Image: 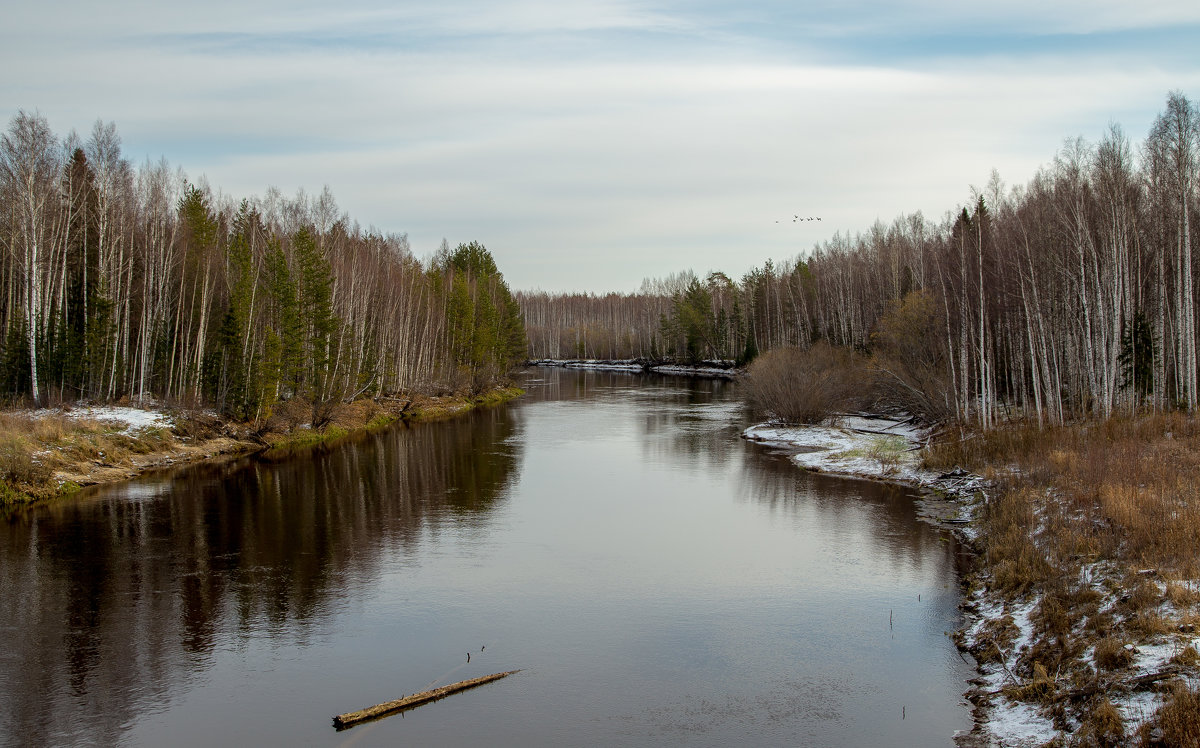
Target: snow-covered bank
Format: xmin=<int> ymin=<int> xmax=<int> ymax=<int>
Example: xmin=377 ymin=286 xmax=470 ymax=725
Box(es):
xmin=650 ymin=363 xmax=739 ymax=378
xmin=742 ymin=415 xmax=1009 ymax=744
xmin=745 ymin=415 xmax=1200 ymax=745
xmin=529 ymin=359 xmax=739 ymax=379
xmin=742 ymin=415 xmax=986 ymax=534
xmin=744 ymin=415 xmax=928 ymax=481
xmin=958 ymin=564 xmax=1200 ymax=746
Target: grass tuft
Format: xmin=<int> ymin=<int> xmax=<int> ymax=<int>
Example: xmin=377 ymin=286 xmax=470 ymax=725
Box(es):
xmin=1072 ymin=698 xmax=1125 ymax=747
xmin=1093 ymin=637 xmax=1134 ymax=671
xmin=1139 ymin=683 xmax=1200 ymax=747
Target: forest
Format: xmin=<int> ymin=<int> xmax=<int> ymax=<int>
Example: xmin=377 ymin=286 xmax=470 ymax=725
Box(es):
xmin=520 ymin=91 xmax=1199 ymax=426
xmin=4 ymin=91 xmax=1197 ymax=431
xmin=0 ymin=113 xmax=527 ymax=423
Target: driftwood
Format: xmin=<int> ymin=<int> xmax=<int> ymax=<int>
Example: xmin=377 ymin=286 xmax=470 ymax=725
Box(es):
xmin=332 ymin=670 xmax=521 ymax=729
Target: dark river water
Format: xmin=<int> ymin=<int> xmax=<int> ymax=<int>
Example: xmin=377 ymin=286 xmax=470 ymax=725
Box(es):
xmin=1 ymin=369 xmax=973 ymax=746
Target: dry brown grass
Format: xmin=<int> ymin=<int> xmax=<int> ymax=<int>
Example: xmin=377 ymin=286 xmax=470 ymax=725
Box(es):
xmin=935 ymin=413 xmax=1200 ymax=584
xmin=1002 ymin=661 xmax=1058 ymax=703
xmin=1165 ymin=582 xmax=1200 ymax=609
xmin=1072 ymin=698 xmax=1125 ymax=747
xmin=0 ymin=411 xmax=178 ymax=506
xmin=1093 ymin=637 xmax=1135 ymax=671
xmin=970 ymin=614 xmax=1020 ymax=665
xmin=1126 ymin=611 xmax=1174 ymax=639
xmin=944 ymin=412 xmax=1200 ymax=731
xmin=1169 ymin=644 xmax=1199 ymax=668
xmin=1138 ymin=682 xmax=1200 ymax=747
xmin=983 ymin=485 xmax=1056 ymax=596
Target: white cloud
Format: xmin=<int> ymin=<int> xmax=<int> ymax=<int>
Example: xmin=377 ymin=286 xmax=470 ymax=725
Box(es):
xmin=2 ymin=1 xmax=1197 ymax=291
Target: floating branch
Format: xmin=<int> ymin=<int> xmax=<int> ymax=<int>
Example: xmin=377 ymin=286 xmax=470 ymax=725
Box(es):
xmin=332 ymin=670 xmax=521 ymax=730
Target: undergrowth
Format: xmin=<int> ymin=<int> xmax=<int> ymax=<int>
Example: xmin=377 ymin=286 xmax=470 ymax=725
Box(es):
xmin=946 ymin=412 xmax=1200 ymax=739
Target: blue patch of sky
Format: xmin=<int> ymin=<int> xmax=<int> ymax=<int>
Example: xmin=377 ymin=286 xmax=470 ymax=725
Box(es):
xmin=821 ymin=26 xmax=1199 ymax=66
xmin=139 ymin=15 xmax=1200 ymax=74
xmin=701 ymin=16 xmax=1200 ymax=67
xmin=139 ymin=25 xmax=719 ymax=63
xmin=119 ymin=134 xmax=346 ymax=165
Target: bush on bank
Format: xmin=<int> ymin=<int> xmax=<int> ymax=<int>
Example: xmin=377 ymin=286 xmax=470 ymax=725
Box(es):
xmin=743 ymin=342 xmax=871 ymax=424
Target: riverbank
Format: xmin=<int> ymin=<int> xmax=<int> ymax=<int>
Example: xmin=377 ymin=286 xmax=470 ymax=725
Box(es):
xmin=743 ymin=415 xmax=986 ymax=533
xmin=0 ymin=387 xmax=524 ymax=512
xmin=744 ymin=413 xmax=1200 ymax=746
xmin=530 ymin=358 xmax=739 ymax=379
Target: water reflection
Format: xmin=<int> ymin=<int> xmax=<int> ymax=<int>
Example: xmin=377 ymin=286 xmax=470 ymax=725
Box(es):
xmin=0 ymin=406 xmax=521 ymax=747
xmin=1 ymin=370 xmax=970 ymax=748
xmin=736 ymin=444 xmax=967 ymax=580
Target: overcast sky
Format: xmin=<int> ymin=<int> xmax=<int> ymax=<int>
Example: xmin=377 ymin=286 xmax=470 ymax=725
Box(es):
xmin=3 ymin=1 xmax=1199 ymax=292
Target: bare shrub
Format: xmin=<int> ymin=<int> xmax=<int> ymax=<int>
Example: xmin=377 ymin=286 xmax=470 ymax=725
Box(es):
xmin=264 ymin=397 xmax=312 ymax=433
xmin=743 ymin=342 xmax=869 ymax=424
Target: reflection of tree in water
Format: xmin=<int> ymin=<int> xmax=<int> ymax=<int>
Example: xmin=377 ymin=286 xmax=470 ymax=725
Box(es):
xmin=736 ymin=444 xmax=968 ymax=576
xmin=622 ymin=368 xmax=965 ymax=579
xmin=637 ymin=376 xmax=751 ymax=471
xmin=0 ymin=405 xmax=522 ymax=747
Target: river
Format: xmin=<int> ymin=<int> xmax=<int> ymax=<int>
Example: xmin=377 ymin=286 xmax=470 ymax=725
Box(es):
xmin=0 ymin=369 xmax=973 ymax=746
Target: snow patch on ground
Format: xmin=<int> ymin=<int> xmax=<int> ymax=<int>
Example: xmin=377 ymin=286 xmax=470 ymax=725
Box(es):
xmin=649 ymin=364 xmax=737 ymax=378
xmin=986 ymin=702 xmax=1060 ymax=747
xmin=541 ymin=359 xmax=645 ymax=372
xmin=530 ymin=359 xmax=739 ymax=378
xmin=32 ymin=405 xmax=173 ymax=434
xmin=962 ymin=596 xmax=1061 ymax=745
xmin=744 ymin=415 xmax=930 ymax=483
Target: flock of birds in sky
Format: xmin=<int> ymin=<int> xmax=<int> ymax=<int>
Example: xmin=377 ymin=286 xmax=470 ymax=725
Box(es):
xmin=777 ymin=215 xmax=821 ymax=223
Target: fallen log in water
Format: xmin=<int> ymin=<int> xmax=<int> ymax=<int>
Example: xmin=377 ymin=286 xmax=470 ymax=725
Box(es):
xmin=332 ymin=670 xmax=521 ymax=729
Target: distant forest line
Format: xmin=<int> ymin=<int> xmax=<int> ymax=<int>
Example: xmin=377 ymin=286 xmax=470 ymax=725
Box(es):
xmin=519 ymin=91 xmax=1200 ymax=426
xmin=0 ymin=113 xmax=525 ymax=422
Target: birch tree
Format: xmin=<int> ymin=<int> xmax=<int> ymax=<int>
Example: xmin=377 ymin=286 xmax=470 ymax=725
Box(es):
xmin=0 ymin=111 xmax=61 ymax=405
